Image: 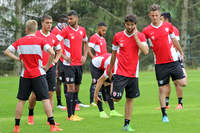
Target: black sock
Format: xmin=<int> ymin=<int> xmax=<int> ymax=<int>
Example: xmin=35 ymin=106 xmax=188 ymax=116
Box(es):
xmin=108 ymin=98 xmax=114 ymax=110
xmin=65 ymin=92 xmax=73 ymax=118
xmin=97 ymin=100 xmax=103 ymax=112
xmin=90 ymin=83 xmax=96 ymax=104
xmin=178 ymin=97 xmax=183 ymax=106
xmin=15 ymin=118 xmax=20 ymax=126
xmin=166 ymin=97 xmax=169 ymax=106
xmin=72 ymin=92 xmax=76 ymax=115
xmin=124 ymin=119 xmax=130 ymax=127
xmin=48 ymin=117 xmax=55 ymax=125
xmin=161 ymin=107 xmax=167 ymax=117
xmin=28 ymin=109 xmax=34 ymax=116
xmin=57 ymin=96 xmax=62 ymax=105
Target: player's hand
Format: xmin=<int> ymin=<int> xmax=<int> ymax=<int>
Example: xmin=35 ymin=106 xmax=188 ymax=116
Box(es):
xmin=94 ymin=94 xmax=102 ymax=104
xmin=19 ymin=59 xmax=25 ymax=69
xmin=181 ymin=54 xmax=185 ymax=62
xmin=133 ymin=28 xmax=139 ymax=40
xmin=81 ymin=56 xmax=86 ymax=65
xmin=64 ymin=56 xmax=71 ymax=63
xmin=42 ymin=65 xmax=49 ymax=72
xmin=53 ymin=59 xmax=58 ymax=64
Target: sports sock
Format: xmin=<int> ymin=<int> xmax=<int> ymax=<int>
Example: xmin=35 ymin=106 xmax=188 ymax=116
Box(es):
xmin=178 ymin=97 xmax=183 ymax=106
xmin=15 ymin=118 xmax=20 ymax=126
xmin=97 ymin=100 xmax=103 ymax=112
xmin=90 ymin=83 xmax=96 ymax=104
xmin=57 ymin=96 xmax=62 ymax=106
xmin=107 ymin=98 xmax=114 ymax=110
xmin=65 ymin=92 xmax=73 ymax=118
xmin=48 ymin=117 xmax=55 ymax=125
xmin=72 ymin=92 xmax=76 ymax=115
xmin=28 ymin=109 xmax=34 ymax=116
xmin=124 ymin=119 xmax=130 ymax=127
xmin=161 ymin=107 xmax=167 ymax=117
xmin=166 ymin=97 xmax=169 ymax=106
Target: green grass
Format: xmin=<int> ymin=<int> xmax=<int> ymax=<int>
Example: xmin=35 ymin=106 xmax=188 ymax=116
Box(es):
xmin=0 ymin=70 xmax=200 ymax=133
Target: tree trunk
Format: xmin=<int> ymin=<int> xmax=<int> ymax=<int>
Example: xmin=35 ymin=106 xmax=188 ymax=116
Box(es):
xmin=126 ymin=0 xmax=133 ymax=14
xmin=180 ymin=0 xmax=188 ymax=53
xmin=15 ymin=0 xmax=22 ymax=75
xmin=66 ymin=0 xmax=71 ymax=12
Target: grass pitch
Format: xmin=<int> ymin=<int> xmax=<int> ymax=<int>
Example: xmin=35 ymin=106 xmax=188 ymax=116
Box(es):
xmin=0 ymin=70 xmax=199 ymax=133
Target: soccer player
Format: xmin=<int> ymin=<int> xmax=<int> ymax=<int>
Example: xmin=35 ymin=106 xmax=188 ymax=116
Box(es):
xmin=28 ymin=15 xmax=62 ymax=125
xmin=51 ymin=14 xmax=68 ymax=109
xmin=56 ymin=10 xmax=89 ymax=121
xmin=142 ymin=4 xmax=187 ymax=122
xmin=88 ymin=22 xmax=108 ymax=106
xmin=161 ymin=12 xmax=187 ymax=109
xmin=90 ymin=53 xmax=122 ymax=118
xmin=107 ymin=14 xmax=149 ymax=131
xmin=4 ymin=20 xmax=62 ymax=132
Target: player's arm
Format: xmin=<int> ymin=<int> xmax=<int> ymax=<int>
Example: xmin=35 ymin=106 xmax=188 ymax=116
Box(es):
xmin=4 ymin=48 xmax=20 ymax=62
xmin=171 ymin=38 xmax=184 ymax=60
xmin=134 ymin=31 xmax=149 ymax=55
xmin=43 ymin=47 xmax=55 ymax=71
xmin=108 ymin=50 xmax=116 ymax=79
xmin=94 ymin=74 xmax=107 ymax=103
xmin=81 ymin=41 xmax=89 ymax=65
xmin=88 ymin=47 xmax=94 ymax=59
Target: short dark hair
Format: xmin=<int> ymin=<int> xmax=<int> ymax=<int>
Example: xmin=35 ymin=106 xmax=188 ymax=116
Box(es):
xmin=150 ymin=4 xmax=160 ymax=11
xmin=161 ymin=12 xmax=171 ymax=22
xmin=41 ymin=15 xmax=52 ymax=22
xmin=67 ymin=10 xmax=78 ymax=16
xmin=58 ymin=14 xmax=68 ymax=23
xmin=124 ymin=14 xmax=137 ymax=24
xmin=98 ymin=22 xmax=107 ymax=27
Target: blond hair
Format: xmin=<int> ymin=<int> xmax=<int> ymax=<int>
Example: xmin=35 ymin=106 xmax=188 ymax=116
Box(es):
xmin=26 ymin=20 xmax=38 ymax=33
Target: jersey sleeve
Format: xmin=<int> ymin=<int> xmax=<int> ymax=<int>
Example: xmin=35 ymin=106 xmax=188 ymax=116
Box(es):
xmin=88 ymin=35 xmax=96 ymax=48
xmin=53 ymin=36 xmax=61 ymax=50
xmin=112 ymin=34 xmax=119 ymax=51
xmin=41 ymin=39 xmax=51 ymax=52
xmin=8 ymin=40 xmax=19 ymax=53
xmin=169 ymin=23 xmax=175 ymax=39
xmin=56 ymin=28 xmax=68 ymax=42
xmin=138 ymin=33 xmax=148 ymax=46
xmin=82 ymin=28 xmax=88 ymax=42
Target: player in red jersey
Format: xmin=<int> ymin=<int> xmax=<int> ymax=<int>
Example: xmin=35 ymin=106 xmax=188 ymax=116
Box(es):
xmin=160 ymin=12 xmax=187 ymax=110
xmin=56 ymin=10 xmax=89 ymax=121
xmin=89 ymin=53 xmax=122 ymax=118
xmin=88 ymin=22 xmax=108 ymax=106
xmin=142 ymin=4 xmax=187 ymax=122
xmin=27 ymin=15 xmax=62 ymax=125
xmin=4 ymin=20 xmax=62 ymax=133
xmin=108 ymin=14 xmax=149 ymax=131
xmin=51 ymin=14 xmax=68 ymax=109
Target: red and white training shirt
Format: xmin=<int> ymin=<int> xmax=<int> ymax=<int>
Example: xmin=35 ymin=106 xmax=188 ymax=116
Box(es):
xmin=36 ymin=30 xmax=61 ymax=68
xmin=8 ymin=35 xmax=51 ymax=78
xmin=92 ymin=53 xmax=112 ymax=78
xmin=51 ymin=24 xmax=66 ymax=63
xmin=88 ymin=33 xmax=107 ymax=57
xmin=56 ymin=25 xmax=88 ymax=66
xmin=112 ymin=30 xmax=147 ymax=78
xmin=142 ymin=22 xmax=178 ymax=64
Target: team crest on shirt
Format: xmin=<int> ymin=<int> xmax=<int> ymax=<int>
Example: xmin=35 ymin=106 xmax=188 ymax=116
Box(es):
xmin=66 ymin=77 xmax=70 ymax=82
xmin=71 ymin=36 xmax=74 ymax=39
xmin=79 ymin=31 xmax=83 ymax=35
xmin=151 ymin=36 xmax=155 ymax=40
xmin=100 ymin=42 xmax=102 ymax=45
xmin=52 ymin=39 xmax=55 ymax=44
xmin=119 ymin=43 xmax=124 ymax=47
xmin=165 ymin=28 xmax=169 ymax=32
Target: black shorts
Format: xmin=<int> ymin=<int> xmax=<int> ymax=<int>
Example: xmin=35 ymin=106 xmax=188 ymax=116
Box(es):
xmin=17 ymin=75 xmax=49 ymax=101
xmin=178 ymin=59 xmax=185 ymax=68
xmin=46 ymin=65 xmax=56 ymax=91
xmin=155 ymin=61 xmax=185 ymax=86
xmin=112 ymin=75 xmax=140 ymax=99
xmin=90 ymin=62 xmax=104 ymax=84
xmin=57 ymin=60 xmax=65 ymax=82
xmin=64 ymin=65 xmax=82 ymax=85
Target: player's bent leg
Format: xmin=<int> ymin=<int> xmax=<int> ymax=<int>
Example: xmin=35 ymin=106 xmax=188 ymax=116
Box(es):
xmin=175 ymin=77 xmax=187 ymax=87
xmin=48 ymin=91 xmax=54 ymax=110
